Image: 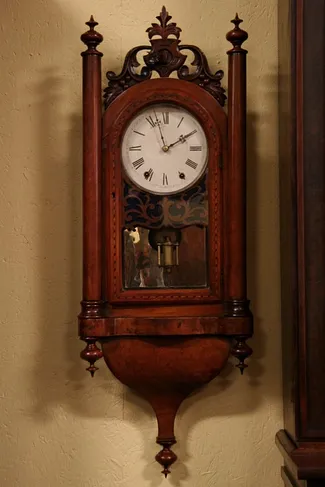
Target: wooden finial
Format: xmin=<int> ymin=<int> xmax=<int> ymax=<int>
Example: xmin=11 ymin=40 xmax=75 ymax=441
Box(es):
xmin=226 ymin=13 xmax=248 ymax=51
xmin=233 ymin=13 xmax=242 ymax=28
xmin=155 ymin=445 xmax=177 ymax=477
xmin=146 ymin=5 xmax=181 ymax=40
xmin=86 ymin=15 xmax=98 ymax=29
xmin=80 ymin=339 xmax=103 ymax=376
xmin=231 ymin=338 xmax=253 ymax=374
xmin=81 ymin=15 xmax=103 ymax=53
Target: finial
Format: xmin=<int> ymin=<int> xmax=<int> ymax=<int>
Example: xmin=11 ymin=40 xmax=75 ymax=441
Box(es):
xmin=80 ymin=339 xmax=103 ymax=376
xmin=226 ymin=13 xmax=248 ymax=51
xmin=158 ymin=6 xmax=170 ymax=27
xmin=86 ymin=15 xmax=98 ymax=30
xmin=146 ymin=5 xmax=182 ymax=40
xmin=231 ymin=338 xmax=252 ymax=374
xmin=232 ymin=13 xmax=242 ymax=28
xmin=155 ymin=446 xmax=177 ymax=477
xmin=81 ymin=15 xmax=103 ymax=53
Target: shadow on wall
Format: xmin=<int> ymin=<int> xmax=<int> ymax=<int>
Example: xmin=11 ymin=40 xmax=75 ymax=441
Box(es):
xmin=2 ymin=0 xmax=280 ymax=483
xmin=246 ymin=71 xmax=282 ymax=395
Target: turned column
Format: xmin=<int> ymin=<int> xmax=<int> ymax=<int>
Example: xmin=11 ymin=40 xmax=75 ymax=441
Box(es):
xmin=226 ymin=15 xmax=252 ymax=372
xmin=79 ymin=17 xmax=104 ymax=376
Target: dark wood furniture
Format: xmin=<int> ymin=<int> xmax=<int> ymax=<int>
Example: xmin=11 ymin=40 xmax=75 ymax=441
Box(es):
xmin=78 ymin=7 xmax=253 ymax=477
xmin=277 ymin=0 xmax=325 ymax=485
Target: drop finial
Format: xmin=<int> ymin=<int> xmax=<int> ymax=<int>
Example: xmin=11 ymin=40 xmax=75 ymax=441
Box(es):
xmin=80 ymin=339 xmax=103 ymax=376
xmin=231 ymin=338 xmax=253 ymax=374
xmin=155 ymin=446 xmax=177 ymax=477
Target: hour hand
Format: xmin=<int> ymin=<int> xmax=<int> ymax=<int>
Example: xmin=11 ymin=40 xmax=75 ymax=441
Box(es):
xmin=167 ymin=130 xmax=197 ymax=150
xmin=167 ymin=137 xmax=182 ymax=150
xmin=181 ymin=129 xmax=197 ymax=141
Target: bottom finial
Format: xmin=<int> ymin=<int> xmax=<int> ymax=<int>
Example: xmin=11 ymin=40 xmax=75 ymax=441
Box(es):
xmin=86 ymin=363 xmax=99 ymax=377
xmin=231 ymin=337 xmax=252 ymax=374
xmin=155 ymin=446 xmax=177 ymax=477
xmin=80 ymin=338 xmax=103 ymax=377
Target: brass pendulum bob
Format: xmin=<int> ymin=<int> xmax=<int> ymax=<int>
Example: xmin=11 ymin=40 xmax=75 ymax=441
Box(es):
xmin=157 ymin=236 xmax=179 ymax=272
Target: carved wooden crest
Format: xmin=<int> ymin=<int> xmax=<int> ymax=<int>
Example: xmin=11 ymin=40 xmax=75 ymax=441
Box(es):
xmin=104 ymin=6 xmax=226 ymax=108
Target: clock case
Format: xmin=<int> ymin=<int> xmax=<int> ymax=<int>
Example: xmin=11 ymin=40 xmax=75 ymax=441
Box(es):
xmin=79 ymin=7 xmax=253 ymax=476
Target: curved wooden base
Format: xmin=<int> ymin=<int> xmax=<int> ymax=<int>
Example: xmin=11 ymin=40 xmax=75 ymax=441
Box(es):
xmin=101 ymin=336 xmax=230 ymax=475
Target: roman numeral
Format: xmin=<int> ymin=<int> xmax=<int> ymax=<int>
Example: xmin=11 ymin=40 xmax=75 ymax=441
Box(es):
xmin=190 ymin=145 xmax=202 ymax=151
xmin=146 ymin=116 xmax=155 ymax=128
xmin=185 ymin=158 xmax=198 ymax=170
xmin=144 ymin=168 xmax=154 ymax=181
xmin=129 ymin=145 xmax=142 ymax=151
xmin=162 ymin=112 xmax=169 ymax=124
xmin=132 ymin=157 xmax=145 ymax=170
xmin=162 ymin=173 xmax=168 ymax=185
xmin=133 ymin=130 xmax=145 ymax=136
xmin=177 ymin=117 xmax=184 ymax=128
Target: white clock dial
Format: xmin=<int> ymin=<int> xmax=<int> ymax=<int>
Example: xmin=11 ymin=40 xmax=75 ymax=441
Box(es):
xmin=121 ymin=103 xmax=208 ymax=194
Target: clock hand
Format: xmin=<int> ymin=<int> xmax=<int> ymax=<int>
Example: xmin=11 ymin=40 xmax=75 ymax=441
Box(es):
xmin=167 ymin=137 xmax=182 ymax=149
xmin=182 ymin=129 xmax=197 ymax=140
xmin=167 ymin=129 xmax=197 ymax=149
xmin=153 ymin=110 xmax=168 ymax=151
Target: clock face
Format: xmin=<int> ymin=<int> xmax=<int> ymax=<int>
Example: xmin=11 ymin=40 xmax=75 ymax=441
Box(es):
xmin=121 ymin=103 xmax=208 ymax=194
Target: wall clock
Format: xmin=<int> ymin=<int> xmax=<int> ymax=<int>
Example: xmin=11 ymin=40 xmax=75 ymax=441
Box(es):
xmin=79 ymin=6 xmax=252 ymax=477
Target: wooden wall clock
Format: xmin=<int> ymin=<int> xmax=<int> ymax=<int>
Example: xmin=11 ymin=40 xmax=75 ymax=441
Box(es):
xmin=78 ymin=6 xmax=253 ymax=477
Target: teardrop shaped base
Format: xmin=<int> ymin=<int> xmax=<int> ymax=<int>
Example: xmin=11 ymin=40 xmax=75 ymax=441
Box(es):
xmin=101 ymin=336 xmax=230 ymax=474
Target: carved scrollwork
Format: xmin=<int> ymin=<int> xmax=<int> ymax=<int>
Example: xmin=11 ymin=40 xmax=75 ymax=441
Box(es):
xmin=104 ymin=46 xmax=152 ymax=108
xmin=123 ymin=176 xmax=208 ymax=230
xmin=178 ymin=46 xmax=226 ymax=107
xmin=104 ymin=6 xmax=226 ymax=108
xmin=162 ymin=181 xmax=208 ymax=228
xmin=124 ymin=185 xmax=164 ymax=229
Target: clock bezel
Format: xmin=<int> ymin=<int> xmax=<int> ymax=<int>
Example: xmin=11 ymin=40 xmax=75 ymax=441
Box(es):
xmin=103 ymin=77 xmax=227 ymax=305
xmin=120 ymin=101 xmax=209 ymax=196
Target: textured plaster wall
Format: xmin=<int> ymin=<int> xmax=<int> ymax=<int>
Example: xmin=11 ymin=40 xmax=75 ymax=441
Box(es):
xmin=0 ymin=0 xmax=282 ymax=486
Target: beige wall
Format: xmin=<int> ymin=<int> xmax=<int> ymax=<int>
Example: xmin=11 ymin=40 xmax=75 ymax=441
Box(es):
xmin=0 ymin=0 xmax=282 ymax=485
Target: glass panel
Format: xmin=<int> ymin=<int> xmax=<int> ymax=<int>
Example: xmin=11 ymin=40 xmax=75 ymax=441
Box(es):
xmin=122 ymin=174 xmax=210 ymax=289
xmin=123 ymin=225 xmax=208 ymax=288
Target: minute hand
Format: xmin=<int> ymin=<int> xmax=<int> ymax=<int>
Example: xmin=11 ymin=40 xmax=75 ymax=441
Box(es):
xmin=153 ymin=110 xmax=167 ymax=148
xmin=167 ymin=129 xmax=197 ymax=149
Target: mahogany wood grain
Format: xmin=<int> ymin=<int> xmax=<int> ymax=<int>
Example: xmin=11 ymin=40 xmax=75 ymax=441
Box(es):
xmin=79 ymin=9 xmax=252 ymax=475
xmin=79 ymin=315 xmax=252 ymax=338
xmin=278 ymin=0 xmax=325 ymax=484
xmin=102 ymin=77 xmax=226 ymax=305
xmin=80 ymin=18 xmax=103 ymax=302
xmin=226 ymin=16 xmax=248 ymax=301
xmin=102 ymin=336 xmax=230 ymax=473
xmin=276 ymin=431 xmax=325 ymax=482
